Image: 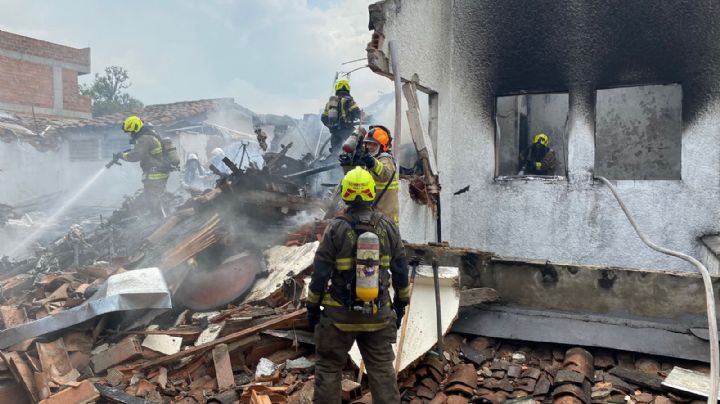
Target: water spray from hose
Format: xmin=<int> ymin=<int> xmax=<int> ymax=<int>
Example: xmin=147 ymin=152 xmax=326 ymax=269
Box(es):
xmin=7 ymin=167 xmax=108 ymax=258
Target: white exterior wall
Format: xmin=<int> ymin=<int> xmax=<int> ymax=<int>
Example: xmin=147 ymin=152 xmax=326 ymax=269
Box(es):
xmin=0 ymin=138 xmax=143 ymax=208
xmin=377 ymin=0 xmax=720 ymax=271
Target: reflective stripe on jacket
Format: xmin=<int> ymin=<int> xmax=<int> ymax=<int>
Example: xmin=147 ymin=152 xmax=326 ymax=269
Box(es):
xmin=371 ymin=153 xmax=399 ymax=225
xmin=308 ymin=206 xmax=407 ymax=331
xmin=121 ymin=127 xmax=168 ymax=175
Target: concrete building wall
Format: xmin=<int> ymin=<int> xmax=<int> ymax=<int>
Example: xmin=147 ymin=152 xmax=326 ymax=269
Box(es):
xmin=373 ymin=0 xmax=720 ymax=271
xmin=0 ymin=30 xmax=91 ymax=118
xmin=595 ymin=84 xmax=682 ymax=180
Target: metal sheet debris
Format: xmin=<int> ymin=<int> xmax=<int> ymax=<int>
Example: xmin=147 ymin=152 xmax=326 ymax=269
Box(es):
xmin=243 ymin=242 xmax=318 ymax=304
xmin=0 ymin=268 xmax=171 ymax=349
xmin=662 ymin=366 xmax=718 ymax=398
xmin=350 ymin=265 xmax=460 ymax=372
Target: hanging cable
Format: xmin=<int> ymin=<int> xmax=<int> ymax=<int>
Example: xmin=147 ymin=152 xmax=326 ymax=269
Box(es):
xmin=596 ymin=176 xmax=718 ymax=403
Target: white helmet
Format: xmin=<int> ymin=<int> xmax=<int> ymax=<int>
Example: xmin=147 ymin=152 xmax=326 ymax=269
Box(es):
xmin=187 ymin=153 xmax=198 ymax=161
xmin=211 ymin=148 xmax=225 ymax=158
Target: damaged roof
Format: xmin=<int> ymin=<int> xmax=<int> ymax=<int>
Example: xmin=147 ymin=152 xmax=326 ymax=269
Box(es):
xmin=0 ymin=98 xmax=254 ymax=150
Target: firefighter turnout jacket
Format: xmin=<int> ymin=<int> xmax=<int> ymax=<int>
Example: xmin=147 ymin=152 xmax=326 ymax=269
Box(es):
xmin=369 ymin=152 xmax=399 ymax=226
xmin=121 ymin=126 xmax=170 ymax=181
xmin=307 ymin=206 xmax=410 ymax=332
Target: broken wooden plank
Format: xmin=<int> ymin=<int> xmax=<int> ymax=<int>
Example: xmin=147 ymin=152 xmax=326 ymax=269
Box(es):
xmin=138 ymin=309 xmax=306 ymax=370
xmin=402 ymin=81 xmax=438 ymax=176
xmin=608 ymin=366 xmax=664 ymax=391
xmin=251 ymin=389 xmax=273 ymax=404
xmin=213 ymin=343 xmax=235 ymax=391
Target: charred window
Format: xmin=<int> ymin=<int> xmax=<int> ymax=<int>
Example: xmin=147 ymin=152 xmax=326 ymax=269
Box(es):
xmin=595 ymin=84 xmax=682 ymax=180
xmin=495 ymin=93 xmax=569 ymax=178
xmin=68 ymin=138 xmax=100 ymax=161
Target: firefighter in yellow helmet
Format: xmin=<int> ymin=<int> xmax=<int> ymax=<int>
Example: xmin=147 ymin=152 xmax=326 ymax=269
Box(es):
xmin=308 ymin=167 xmax=409 ymax=403
xmin=520 ymin=133 xmax=557 ymax=175
xmin=117 ymin=116 xmax=171 ymax=215
xmin=321 ymin=79 xmax=361 ymax=155
xmin=357 ymin=125 xmax=399 ymax=225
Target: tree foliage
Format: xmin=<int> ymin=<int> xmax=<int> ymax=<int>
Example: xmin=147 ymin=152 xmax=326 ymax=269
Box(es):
xmin=80 ymin=66 xmax=144 ymax=117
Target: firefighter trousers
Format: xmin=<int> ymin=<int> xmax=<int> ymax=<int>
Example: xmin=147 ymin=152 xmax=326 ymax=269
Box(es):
xmin=313 ymin=315 xmax=400 ymax=404
xmin=142 ymin=178 xmax=168 ymax=216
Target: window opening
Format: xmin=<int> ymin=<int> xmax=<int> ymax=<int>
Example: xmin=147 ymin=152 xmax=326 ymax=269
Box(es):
xmin=595 ymin=83 xmax=681 ymax=180
xmin=495 ymin=93 xmax=569 ymax=178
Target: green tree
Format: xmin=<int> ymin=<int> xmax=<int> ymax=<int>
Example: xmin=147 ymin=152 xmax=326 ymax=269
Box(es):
xmin=80 ymin=66 xmax=144 ymax=116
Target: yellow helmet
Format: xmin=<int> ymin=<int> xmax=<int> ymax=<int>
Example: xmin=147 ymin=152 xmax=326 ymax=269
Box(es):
xmin=335 ymin=79 xmax=351 ymax=92
xmin=341 ymin=167 xmax=376 ymax=203
xmin=123 ymin=116 xmax=144 ymax=133
xmin=533 ymin=133 xmax=549 ymax=146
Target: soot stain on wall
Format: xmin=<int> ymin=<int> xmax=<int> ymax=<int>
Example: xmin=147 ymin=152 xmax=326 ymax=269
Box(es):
xmin=455 ymin=0 xmax=720 ymax=125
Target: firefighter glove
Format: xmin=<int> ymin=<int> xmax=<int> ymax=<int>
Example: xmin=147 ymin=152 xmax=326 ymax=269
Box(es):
xmin=393 ymin=300 xmax=407 ymax=329
xmin=338 ymin=153 xmax=353 ymax=166
xmin=361 ymin=154 xmax=376 ymax=169
xmin=307 ymin=302 xmax=321 ymax=331
xmin=535 ymin=162 xmax=542 ymax=170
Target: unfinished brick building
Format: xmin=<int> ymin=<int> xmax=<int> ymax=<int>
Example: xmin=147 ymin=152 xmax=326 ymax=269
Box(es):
xmin=0 ymin=30 xmax=91 ymax=119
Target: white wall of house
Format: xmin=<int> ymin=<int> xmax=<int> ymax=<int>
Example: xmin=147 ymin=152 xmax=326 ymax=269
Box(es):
xmin=375 ymin=0 xmax=720 ymax=271
xmin=0 ymin=136 xmax=144 ymax=209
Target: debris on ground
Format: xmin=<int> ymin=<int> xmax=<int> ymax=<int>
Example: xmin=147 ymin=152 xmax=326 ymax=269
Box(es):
xmin=0 ymin=155 xmax=712 ymax=404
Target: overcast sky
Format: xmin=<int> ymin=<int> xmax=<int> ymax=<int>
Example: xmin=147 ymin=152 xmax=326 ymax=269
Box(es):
xmin=0 ymin=0 xmax=392 ymax=118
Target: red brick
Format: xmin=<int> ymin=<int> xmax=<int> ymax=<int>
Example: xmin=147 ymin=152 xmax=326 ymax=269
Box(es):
xmin=212 ymin=343 xmax=235 ymax=391
xmin=38 ymin=380 xmax=98 ymax=404
xmin=0 ymin=30 xmax=90 ymax=66
xmin=90 ymin=336 xmax=143 ymax=373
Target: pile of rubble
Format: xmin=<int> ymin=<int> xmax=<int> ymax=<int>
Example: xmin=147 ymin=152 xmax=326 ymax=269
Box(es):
xmin=398 ymin=333 xmax=709 ymax=404
xmin=0 ymin=154 xmax=714 ymax=403
xmin=0 ymin=261 xmax=323 ymax=403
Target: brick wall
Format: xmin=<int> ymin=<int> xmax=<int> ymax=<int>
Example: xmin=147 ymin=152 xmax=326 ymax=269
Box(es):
xmin=62 ymin=68 xmax=91 ymax=112
xmin=0 ymin=30 xmax=91 ymax=117
xmin=0 ymin=30 xmax=89 ymax=66
xmin=0 ymin=56 xmax=53 ymax=108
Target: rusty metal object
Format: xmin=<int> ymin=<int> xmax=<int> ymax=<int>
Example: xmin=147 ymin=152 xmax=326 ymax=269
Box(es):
xmin=176 ymin=251 xmax=262 ymax=310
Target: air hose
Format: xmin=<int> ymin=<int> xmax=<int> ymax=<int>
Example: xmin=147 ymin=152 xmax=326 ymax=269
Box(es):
xmin=596 ymin=176 xmax=718 ymax=403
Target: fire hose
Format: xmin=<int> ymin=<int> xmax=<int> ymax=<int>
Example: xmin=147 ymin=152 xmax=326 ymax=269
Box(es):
xmin=596 ymin=176 xmax=718 ymax=403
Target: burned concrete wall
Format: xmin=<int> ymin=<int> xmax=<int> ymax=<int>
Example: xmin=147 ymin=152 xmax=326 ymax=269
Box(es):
xmin=595 ymin=84 xmax=682 ymax=180
xmin=372 ymin=0 xmax=720 ymax=271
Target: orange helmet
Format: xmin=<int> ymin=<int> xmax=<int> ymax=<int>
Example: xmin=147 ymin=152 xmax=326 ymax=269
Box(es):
xmin=364 ymin=125 xmax=392 ymax=152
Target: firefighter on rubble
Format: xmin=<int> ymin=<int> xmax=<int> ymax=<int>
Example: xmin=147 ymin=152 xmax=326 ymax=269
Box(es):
xmin=321 ymin=79 xmax=361 ymax=155
xmin=117 ymin=116 xmax=174 ymax=215
xmin=356 ymin=125 xmax=400 ymax=226
xmin=519 ymin=133 xmax=557 ymax=175
xmin=307 ymin=167 xmax=410 ymax=404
